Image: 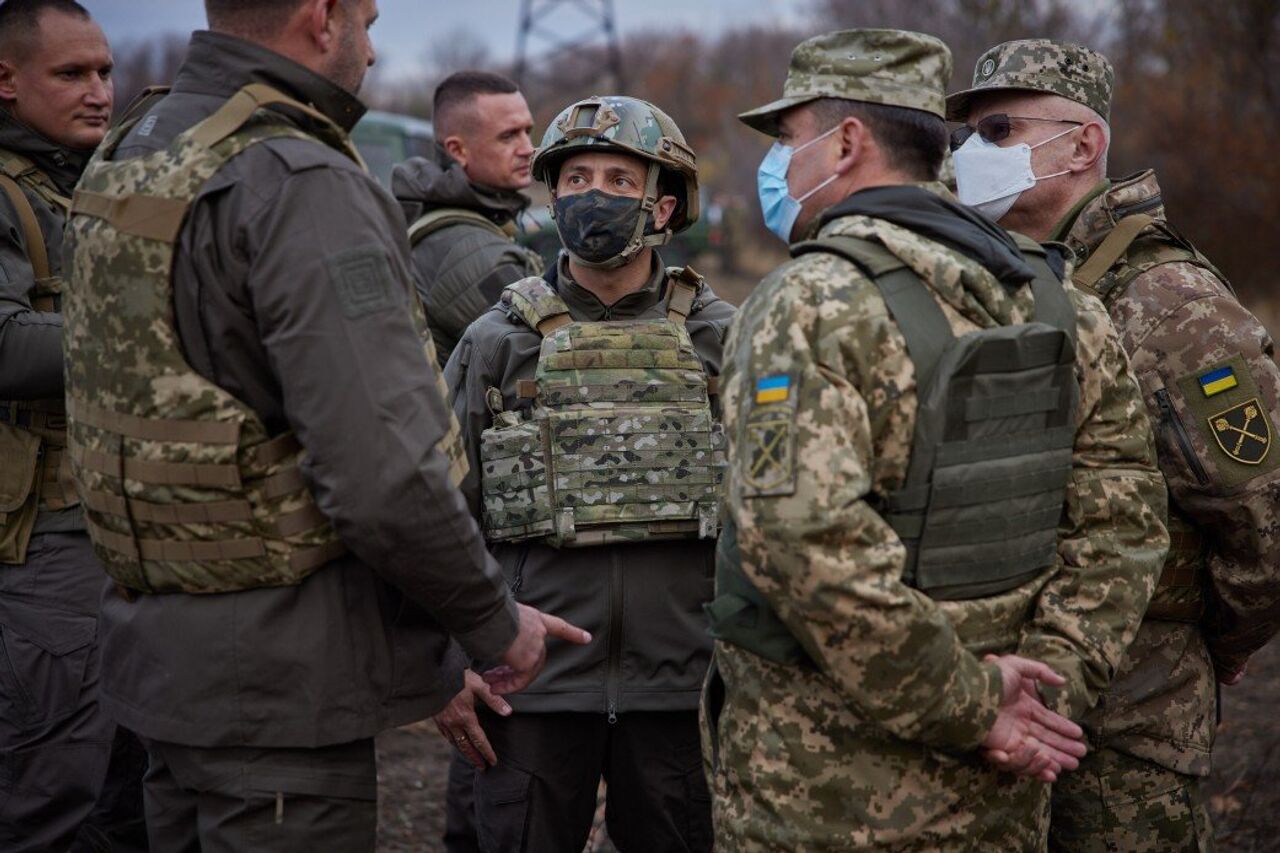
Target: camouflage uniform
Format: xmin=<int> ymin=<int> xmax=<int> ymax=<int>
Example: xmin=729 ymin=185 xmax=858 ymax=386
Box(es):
xmin=705 ymin=30 xmax=1169 ymax=851
xmin=950 ymin=39 xmax=1280 ymax=852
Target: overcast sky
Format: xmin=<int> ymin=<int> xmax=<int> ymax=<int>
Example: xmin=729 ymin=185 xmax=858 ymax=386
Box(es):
xmin=82 ymin=1 xmax=811 ymax=81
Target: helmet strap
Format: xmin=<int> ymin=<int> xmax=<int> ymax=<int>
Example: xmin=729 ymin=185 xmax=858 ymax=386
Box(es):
xmin=565 ymin=162 xmax=670 ymax=271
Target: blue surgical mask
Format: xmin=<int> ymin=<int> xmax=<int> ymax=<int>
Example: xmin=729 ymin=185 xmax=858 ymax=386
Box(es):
xmin=757 ymin=125 xmax=840 ymax=242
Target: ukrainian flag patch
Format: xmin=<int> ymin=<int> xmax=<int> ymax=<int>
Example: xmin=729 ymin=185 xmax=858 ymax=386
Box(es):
xmin=755 ymin=375 xmax=790 ymax=404
xmin=1198 ymin=366 xmax=1238 ymax=397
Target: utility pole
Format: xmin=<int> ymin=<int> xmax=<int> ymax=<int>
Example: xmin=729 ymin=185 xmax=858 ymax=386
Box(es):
xmin=515 ymin=0 xmax=625 ymax=93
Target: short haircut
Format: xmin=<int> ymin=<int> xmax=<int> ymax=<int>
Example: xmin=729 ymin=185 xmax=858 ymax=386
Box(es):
xmin=433 ymin=70 xmax=520 ymax=139
xmin=204 ymin=0 xmax=308 ymax=34
xmin=0 ymin=0 xmax=91 ymax=62
xmin=809 ymin=97 xmax=948 ymax=182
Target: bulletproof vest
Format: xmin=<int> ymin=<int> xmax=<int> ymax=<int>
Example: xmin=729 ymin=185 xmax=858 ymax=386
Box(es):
xmin=1073 ymin=210 xmax=1223 ymax=623
xmin=480 ymin=268 xmax=725 ymax=547
xmin=60 ymin=83 xmax=371 ymax=594
xmin=707 ymin=235 xmax=1079 ymax=664
xmin=0 ymin=148 xmax=79 ymax=564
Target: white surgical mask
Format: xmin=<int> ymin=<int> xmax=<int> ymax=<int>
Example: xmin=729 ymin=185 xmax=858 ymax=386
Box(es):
xmin=953 ymin=125 xmax=1077 ymax=221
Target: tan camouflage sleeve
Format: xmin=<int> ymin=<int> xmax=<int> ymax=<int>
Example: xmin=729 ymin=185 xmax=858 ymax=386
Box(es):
xmin=1118 ymin=263 xmax=1280 ymax=677
xmin=727 ymin=257 xmax=1002 ymax=752
xmin=1017 ymin=288 xmax=1169 ymax=719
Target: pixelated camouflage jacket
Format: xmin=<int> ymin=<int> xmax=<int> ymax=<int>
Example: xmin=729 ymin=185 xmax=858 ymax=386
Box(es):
xmin=1054 ymin=170 xmax=1280 ymax=770
xmin=444 ymin=252 xmax=736 ymax=714
xmin=707 ymin=182 xmax=1167 ymax=850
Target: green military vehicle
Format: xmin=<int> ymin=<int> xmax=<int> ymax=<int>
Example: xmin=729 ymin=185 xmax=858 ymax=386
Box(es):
xmin=350 ymin=109 xmax=435 ymax=188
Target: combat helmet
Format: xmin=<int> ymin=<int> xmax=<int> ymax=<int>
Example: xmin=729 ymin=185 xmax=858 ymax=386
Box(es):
xmin=532 ymin=96 xmax=699 ymax=263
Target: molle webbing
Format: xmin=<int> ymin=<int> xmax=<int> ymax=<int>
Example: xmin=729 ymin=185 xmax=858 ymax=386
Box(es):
xmin=62 ymin=83 xmax=355 ymax=594
xmin=480 ymin=269 xmax=724 ymax=547
xmin=798 ymin=235 xmax=1078 ymax=600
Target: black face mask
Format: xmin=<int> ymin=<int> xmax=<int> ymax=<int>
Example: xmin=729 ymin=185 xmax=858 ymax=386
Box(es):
xmin=553 ymin=189 xmax=649 ymax=266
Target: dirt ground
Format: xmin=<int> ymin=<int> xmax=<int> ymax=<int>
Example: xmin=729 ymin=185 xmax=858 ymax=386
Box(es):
xmin=375 ymin=639 xmax=1280 ymax=852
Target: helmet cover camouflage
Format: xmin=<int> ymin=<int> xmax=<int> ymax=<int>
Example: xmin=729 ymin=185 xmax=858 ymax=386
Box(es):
xmin=946 ymin=39 xmax=1114 ymax=121
xmin=738 ymin=28 xmax=953 ymax=136
xmin=532 ymin=95 xmax=699 ymax=230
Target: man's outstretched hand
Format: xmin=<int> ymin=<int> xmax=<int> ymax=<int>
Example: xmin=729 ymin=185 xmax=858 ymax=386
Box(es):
xmin=481 ymin=603 xmax=592 ymax=695
xmin=979 ymin=654 xmax=1087 ymax=783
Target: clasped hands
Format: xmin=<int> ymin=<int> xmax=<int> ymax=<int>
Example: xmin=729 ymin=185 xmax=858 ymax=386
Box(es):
xmin=980 ymin=654 xmax=1088 ymax=783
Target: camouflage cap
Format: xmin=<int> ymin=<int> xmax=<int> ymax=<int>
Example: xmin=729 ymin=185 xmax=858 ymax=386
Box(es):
xmin=738 ymin=29 xmax=953 ymax=136
xmin=946 ymin=39 xmax=1114 ymax=122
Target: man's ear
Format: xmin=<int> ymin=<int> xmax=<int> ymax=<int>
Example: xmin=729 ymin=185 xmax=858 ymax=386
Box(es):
xmin=652 ymin=194 xmax=678 ymax=231
xmin=1072 ymin=122 xmax=1107 ymax=173
xmin=442 ymin=136 xmax=468 ymax=167
xmin=303 ymin=0 xmax=341 ymax=53
xmin=0 ymin=60 xmax=19 ymax=104
xmin=833 ymin=116 xmax=866 ymax=177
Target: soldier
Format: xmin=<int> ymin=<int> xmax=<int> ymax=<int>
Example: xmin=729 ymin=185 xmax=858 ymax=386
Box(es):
xmin=393 ymin=70 xmax=544 ymax=368
xmin=59 ymin=0 xmax=587 ymax=849
xmin=0 ymin=1 xmax=149 ymax=849
xmin=442 ymin=95 xmax=735 ymax=852
xmin=702 ymin=29 xmax=1170 ymax=849
xmin=949 ymin=38 xmax=1280 ymax=851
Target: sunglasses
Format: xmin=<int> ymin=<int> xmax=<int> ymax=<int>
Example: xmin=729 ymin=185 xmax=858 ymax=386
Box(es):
xmin=949 ymin=114 xmax=1083 ymax=152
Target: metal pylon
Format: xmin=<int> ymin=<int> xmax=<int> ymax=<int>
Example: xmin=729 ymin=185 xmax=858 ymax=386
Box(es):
xmin=515 ymin=0 xmax=625 ymax=92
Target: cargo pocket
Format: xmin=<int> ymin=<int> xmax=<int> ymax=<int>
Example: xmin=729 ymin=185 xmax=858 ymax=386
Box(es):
xmin=474 ymin=762 xmax=533 ymax=853
xmin=0 ymin=615 xmax=94 ymax=728
xmin=480 ymin=419 xmax=553 ymax=544
xmin=0 ymin=424 xmax=41 ymax=565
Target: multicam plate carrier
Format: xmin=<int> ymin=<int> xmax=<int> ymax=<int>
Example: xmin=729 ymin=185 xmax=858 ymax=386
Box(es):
xmin=480 ymin=269 xmax=724 ymax=547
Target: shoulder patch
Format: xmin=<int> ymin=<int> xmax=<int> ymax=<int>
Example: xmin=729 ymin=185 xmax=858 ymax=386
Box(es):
xmin=740 ymin=376 xmax=798 ymax=497
xmin=325 ymin=245 xmax=398 ymax=319
xmin=1176 ymin=353 xmax=1280 ymax=487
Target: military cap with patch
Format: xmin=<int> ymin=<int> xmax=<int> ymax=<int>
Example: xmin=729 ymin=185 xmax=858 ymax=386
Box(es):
xmin=739 ymin=28 xmax=953 ymax=136
xmin=946 ymin=38 xmax=1114 ymax=122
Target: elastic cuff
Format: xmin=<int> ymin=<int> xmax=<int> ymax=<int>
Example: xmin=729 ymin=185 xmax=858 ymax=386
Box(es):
xmin=453 ymin=589 xmax=520 ymax=663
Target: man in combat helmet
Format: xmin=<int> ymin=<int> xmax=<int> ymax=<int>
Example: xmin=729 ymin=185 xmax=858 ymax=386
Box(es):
xmin=441 ymin=94 xmax=735 ymax=851
xmin=950 ymin=37 xmax=1280 ymax=850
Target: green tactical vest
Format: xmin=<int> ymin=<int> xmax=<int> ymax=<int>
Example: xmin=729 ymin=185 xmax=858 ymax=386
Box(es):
xmin=407 ymin=206 xmax=544 ymax=277
xmin=410 ymin=206 xmax=511 ymax=244
xmin=1072 ymin=211 xmax=1225 ymax=624
xmin=61 ymin=83 xmax=379 ymax=594
xmin=0 ymin=149 xmax=79 ymax=564
xmin=480 ymin=267 xmax=725 ymax=547
xmin=707 ymin=234 xmax=1079 ymax=665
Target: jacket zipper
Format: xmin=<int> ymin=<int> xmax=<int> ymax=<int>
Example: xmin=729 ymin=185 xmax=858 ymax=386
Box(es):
xmin=1155 ymin=388 xmax=1209 ymax=485
xmin=606 ymin=548 xmax=622 ymax=724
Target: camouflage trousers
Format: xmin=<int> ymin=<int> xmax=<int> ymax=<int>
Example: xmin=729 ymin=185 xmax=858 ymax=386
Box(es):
xmin=704 ymin=658 xmax=1052 ymax=851
xmin=1050 ymin=748 xmax=1213 ymax=852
